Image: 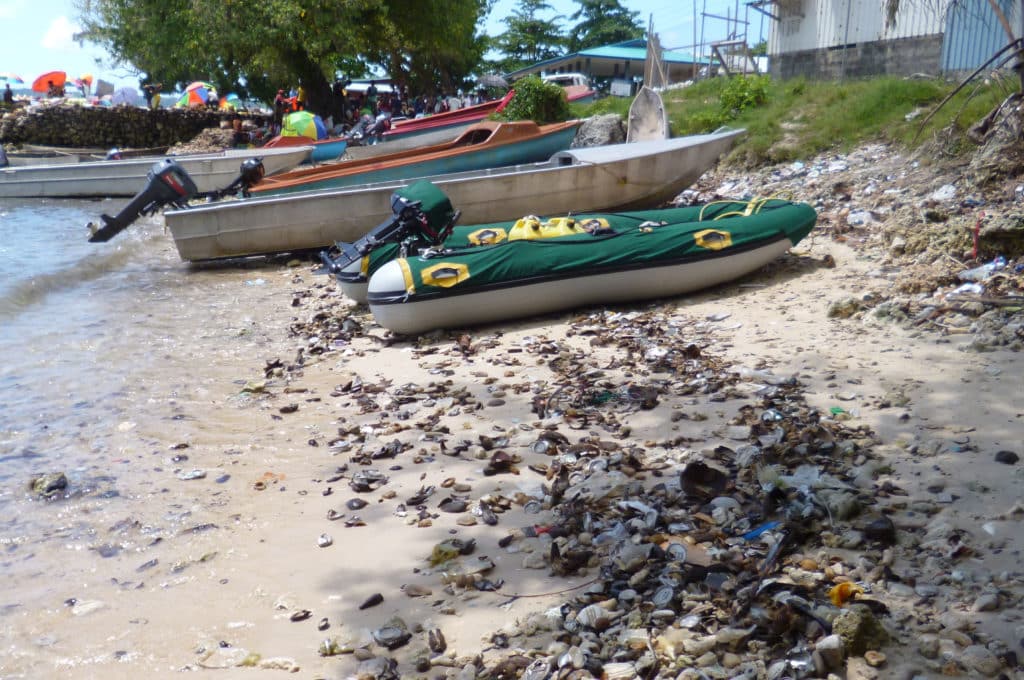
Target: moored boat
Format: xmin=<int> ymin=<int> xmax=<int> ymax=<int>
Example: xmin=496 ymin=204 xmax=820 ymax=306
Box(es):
xmin=163 ymin=129 xmax=744 ymax=262
xmin=360 ymin=194 xmax=817 ymax=334
xmin=626 ymin=86 xmax=670 ymax=142
xmin=0 ymin=145 xmax=313 ymax=199
xmin=248 ymin=119 xmax=582 ymax=196
xmin=542 ymin=73 xmax=598 ymax=103
xmin=381 ymin=91 xmax=515 ymax=142
xmin=261 ymin=134 xmax=349 ymax=163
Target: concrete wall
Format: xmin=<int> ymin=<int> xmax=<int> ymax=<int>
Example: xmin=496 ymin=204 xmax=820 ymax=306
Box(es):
xmin=770 ymin=33 xmax=945 ymax=80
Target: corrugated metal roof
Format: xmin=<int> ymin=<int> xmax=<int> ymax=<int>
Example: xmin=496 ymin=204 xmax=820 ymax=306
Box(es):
xmin=506 ymin=39 xmax=700 ymax=79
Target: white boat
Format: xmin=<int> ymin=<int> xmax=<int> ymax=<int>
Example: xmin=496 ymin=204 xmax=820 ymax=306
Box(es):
xmin=0 ymin=146 xmax=313 ymax=199
xmin=626 ymin=86 xmax=670 ymax=142
xmin=163 ymin=128 xmax=744 ymax=262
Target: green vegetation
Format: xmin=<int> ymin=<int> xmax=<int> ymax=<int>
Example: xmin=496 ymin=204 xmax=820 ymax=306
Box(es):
xmin=494 ymin=75 xmax=572 ymax=123
xmin=591 ymin=73 xmax=1016 ymax=168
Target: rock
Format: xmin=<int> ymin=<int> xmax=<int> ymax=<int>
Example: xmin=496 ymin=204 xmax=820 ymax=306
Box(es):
xmin=570 ymin=114 xmax=625 ymax=148
xmin=917 ymin=634 xmax=940 ymax=659
xmin=994 ymin=450 xmax=1019 ymax=465
xmin=827 ymin=297 xmax=862 ymax=319
xmin=972 ymin=592 xmax=1000 ymax=612
xmin=815 ymin=633 xmax=845 ymax=670
xmin=832 ymin=605 xmax=890 ymax=655
xmin=29 ymin=471 xmax=68 ymax=498
xmin=961 ymin=644 xmax=1003 ymax=676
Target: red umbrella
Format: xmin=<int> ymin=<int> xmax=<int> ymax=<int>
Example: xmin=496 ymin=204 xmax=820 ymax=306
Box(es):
xmin=32 ymin=70 xmax=67 ymax=93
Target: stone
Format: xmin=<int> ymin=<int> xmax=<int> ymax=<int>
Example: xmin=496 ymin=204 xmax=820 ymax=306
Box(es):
xmin=570 ymin=113 xmax=625 ymax=148
xmin=972 ymin=592 xmax=1000 ymax=612
xmin=961 ymin=644 xmax=1002 ymax=676
xmin=832 ymin=605 xmax=889 ymax=655
xmin=815 ymin=633 xmax=845 ymax=671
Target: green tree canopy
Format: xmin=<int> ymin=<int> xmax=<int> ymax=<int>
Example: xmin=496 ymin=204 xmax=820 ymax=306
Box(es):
xmin=73 ymin=0 xmax=489 ymax=115
xmin=567 ymin=0 xmax=643 ymax=53
xmin=491 ymin=0 xmax=566 ymax=74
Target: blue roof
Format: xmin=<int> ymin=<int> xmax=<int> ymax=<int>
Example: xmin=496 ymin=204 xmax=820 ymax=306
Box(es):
xmin=506 ymin=39 xmax=700 ymax=78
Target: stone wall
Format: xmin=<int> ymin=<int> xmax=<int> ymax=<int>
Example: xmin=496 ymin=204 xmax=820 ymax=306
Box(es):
xmin=771 ymin=34 xmax=945 ymax=80
xmin=0 ymin=104 xmax=270 ymax=148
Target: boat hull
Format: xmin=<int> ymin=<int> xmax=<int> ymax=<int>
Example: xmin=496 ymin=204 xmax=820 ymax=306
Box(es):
xmin=365 ymin=200 xmax=817 ymax=334
xmin=251 ymin=120 xmax=581 ymax=196
xmin=627 ymin=86 xmax=670 ymax=142
xmin=263 ymin=135 xmax=348 ymax=163
xmin=0 ymin=146 xmax=313 ymax=198
xmin=163 ymin=129 xmax=744 ymax=262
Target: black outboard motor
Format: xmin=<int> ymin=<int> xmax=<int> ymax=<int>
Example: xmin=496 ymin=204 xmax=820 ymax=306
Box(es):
xmin=318 ymin=180 xmax=459 ymax=275
xmin=89 ymin=158 xmax=197 ymax=242
xmin=87 ymin=156 xmax=267 ymax=243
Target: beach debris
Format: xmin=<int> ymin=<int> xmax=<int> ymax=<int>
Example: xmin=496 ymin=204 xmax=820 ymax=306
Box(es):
xmin=316 ymin=533 xmax=333 ymax=548
xmin=275 ymin=266 xmax=1018 ymax=678
xmin=372 ymin=618 xmax=411 ymax=650
xmin=359 ymin=593 xmax=383 ymax=610
xmin=29 ymin=471 xmax=68 ymax=498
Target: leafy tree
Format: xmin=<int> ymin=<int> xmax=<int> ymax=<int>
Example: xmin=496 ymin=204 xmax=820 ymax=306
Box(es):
xmin=73 ymin=0 xmax=489 ymax=114
xmin=491 ymin=0 xmax=566 ymax=74
xmin=567 ymin=0 xmax=643 ymax=53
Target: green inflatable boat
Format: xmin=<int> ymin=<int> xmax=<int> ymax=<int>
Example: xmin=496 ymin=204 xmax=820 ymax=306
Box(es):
xmin=321 ymin=181 xmax=817 ymax=334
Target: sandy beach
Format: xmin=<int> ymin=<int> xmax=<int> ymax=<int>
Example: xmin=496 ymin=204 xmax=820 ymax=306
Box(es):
xmin=3 ymin=141 xmax=1023 ymax=680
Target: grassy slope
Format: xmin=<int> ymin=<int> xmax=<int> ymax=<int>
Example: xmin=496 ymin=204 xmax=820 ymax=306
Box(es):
xmin=573 ymin=72 xmax=1018 ymax=168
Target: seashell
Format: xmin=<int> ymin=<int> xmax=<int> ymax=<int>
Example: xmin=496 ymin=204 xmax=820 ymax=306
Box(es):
xmin=346 ymin=498 xmax=368 ymax=510
xmin=439 ymin=498 xmax=468 ymax=513
xmin=558 ymin=646 xmax=585 ymax=669
xmin=600 ymin=661 xmax=638 ymax=679
xmin=427 ymin=628 xmax=446 ymax=654
xmin=665 ymin=543 xmax=687 ymax=562
xmin=651 ymin=585 xmax=675 ymax=608
xmin=358 ymin=593 xmax=383 ymax=610
xmin=575 ymin=603 xmax=620 ymax=630
xmin=317 ymin=534 xmax=333 ymax=548
xmin=864 ymin=650 xmax=886 ymax=667
xmin=532 ymin=439 xmax=553 ymax=454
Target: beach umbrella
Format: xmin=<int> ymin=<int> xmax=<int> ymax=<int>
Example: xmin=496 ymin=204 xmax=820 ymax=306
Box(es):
xmin=185 ymin=81 xmax=217 ymax=96
xmin=32 ymin=70 xmax=67 ymax=93
xmin=0 ymin=72 xmax=24 ymax=84
xmin=175 ymin=87 xmax=212 ymax=107
xmin=111 ymin=86 xmax=139 ymax=106
xmin=219 ymin=92 xmax=241 ymax=110
xmin=281 ymin=110 xmax=327 ymax=140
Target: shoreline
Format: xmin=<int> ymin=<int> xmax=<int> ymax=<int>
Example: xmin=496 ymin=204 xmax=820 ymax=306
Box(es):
xmin=3 ymin=144 xmax=1022 ymax=680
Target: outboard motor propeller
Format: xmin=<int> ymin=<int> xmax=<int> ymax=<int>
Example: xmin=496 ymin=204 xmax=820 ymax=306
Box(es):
xmin=88 ymin=158 xmax=197 ymax=242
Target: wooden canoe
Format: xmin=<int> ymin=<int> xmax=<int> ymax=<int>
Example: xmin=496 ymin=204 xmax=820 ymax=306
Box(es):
xmin=162 ymin=128 xmax=744 ymax=262
xmin=248 ymin=119 xmax=582 ymax=196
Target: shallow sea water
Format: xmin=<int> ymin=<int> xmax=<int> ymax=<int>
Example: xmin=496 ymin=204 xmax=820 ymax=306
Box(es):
xmin=0 ymin=198 xmax=304 ymax=676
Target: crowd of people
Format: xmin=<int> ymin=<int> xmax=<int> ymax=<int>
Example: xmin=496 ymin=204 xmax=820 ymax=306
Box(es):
xmin=268 ymin=78 xmax=500 ymax=139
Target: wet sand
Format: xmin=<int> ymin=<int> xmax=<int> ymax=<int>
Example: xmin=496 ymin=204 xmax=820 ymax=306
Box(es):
xmin=2 ymin=222 xmax=1020 ymax=679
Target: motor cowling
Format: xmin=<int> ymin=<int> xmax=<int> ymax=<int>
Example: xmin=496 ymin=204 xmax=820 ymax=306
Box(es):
xmin=88 ymin=159 xmax=198 ymax=242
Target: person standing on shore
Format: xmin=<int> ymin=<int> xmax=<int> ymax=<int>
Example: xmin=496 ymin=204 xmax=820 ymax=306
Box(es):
xmin=3 ymin=83 xmax=13 ymax=109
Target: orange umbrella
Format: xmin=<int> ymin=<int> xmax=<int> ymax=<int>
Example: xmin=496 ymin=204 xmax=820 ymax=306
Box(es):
xmin=32 ymin=70 xmax=67 ymax=93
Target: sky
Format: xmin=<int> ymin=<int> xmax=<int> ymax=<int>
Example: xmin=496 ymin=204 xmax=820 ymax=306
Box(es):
xmin=0 ymin=0 xmax=769 ymax=92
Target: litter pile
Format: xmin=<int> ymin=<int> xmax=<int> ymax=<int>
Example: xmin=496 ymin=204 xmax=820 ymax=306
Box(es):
xmin=687 ymin=127 xmax=1024 ymax=352
xmin=265 ymin=300 xmax=1019 ymax=679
